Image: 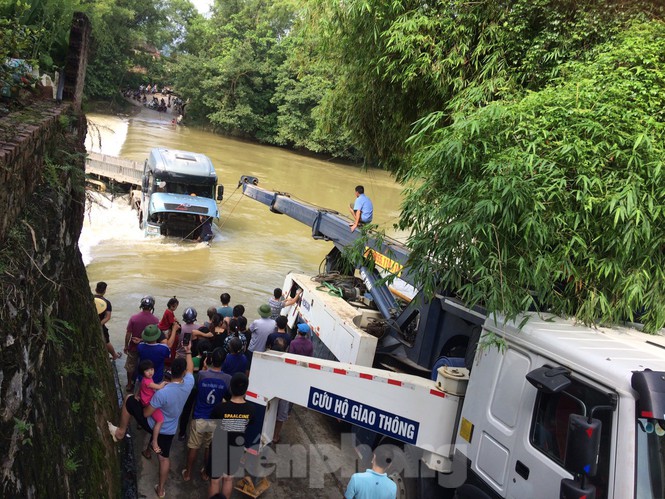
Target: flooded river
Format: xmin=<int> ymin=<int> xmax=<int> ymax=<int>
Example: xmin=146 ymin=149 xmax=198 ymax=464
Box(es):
xmin=83 ymin=108 xmax=406 ymax=498
xmin=82 ymin=108 xmax=404 ymax=357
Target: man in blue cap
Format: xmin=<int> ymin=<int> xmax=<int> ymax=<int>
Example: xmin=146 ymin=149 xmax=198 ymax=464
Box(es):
xmin=288 ymin=323 xmax=313 ymax=357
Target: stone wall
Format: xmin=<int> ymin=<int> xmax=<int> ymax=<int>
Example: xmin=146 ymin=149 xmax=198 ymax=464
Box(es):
xmin=0 ymin=101 xmax=79 ymax=241
xmin=0 ymin=101 xmax=121 ymax=497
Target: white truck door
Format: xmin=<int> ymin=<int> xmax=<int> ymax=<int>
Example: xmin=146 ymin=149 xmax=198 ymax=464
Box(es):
xmin=459 ymin=344 xmax=537 ymax=496
xmin=460 ymin=335 xmax=617 ymax=499
xmin=506 ymin=375 xmax=616 ymax=499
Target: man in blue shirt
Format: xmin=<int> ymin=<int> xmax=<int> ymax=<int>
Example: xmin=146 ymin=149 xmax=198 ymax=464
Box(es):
xmin=349 ymin=185 xmax=374 ymax=232
xmin=182 ymin=348 xmax=230 ymax=482
xmin=345 ymin=446 xmax=397 ymax=499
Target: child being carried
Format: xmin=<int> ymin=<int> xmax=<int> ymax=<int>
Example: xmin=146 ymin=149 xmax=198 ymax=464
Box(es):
xmin=138 ymin=359 xmax=167 ymax=453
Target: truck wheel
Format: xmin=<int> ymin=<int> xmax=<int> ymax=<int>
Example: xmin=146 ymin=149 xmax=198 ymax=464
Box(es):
xmin=453 ymin=484 xmax=492 ymax=499
xmin=403 ymin=475 xmax=454 ymax=499
xmin=400 ymin=474 xmax=453 ymax=499
xmin=391 ymin=472 xmax=407 ymax=499
xmin=399 ymin=445 xmax=455 ymax=499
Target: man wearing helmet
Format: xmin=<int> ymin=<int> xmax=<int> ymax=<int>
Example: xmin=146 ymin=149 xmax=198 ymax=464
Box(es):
xmin=176 ymin=307 xmax=213 ymax=358
xmin=125 ymin=296 xmax=159 ymax=392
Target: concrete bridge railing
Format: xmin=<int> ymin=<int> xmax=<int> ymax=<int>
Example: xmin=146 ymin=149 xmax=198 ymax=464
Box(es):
xmin=86 ymin=151 xmax=143 ymax=186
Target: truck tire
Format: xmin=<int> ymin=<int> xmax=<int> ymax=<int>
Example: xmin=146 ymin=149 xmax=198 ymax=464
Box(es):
xmin=400 ymin=444 xmax=455 ymax=499
xmin=454 ymin=484 xmax=493 ymax=499
xmin=401 ymin=474 xmax=454 ymax=499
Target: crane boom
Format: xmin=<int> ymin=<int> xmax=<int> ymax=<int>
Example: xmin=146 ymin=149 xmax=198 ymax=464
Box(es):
xmin=238 ymin=176 xmax=421 ymax=328
xmin=238 ymin=175 xmax=483 ymax=373
xmin=238 ymin=176 xmax=411 ymax=277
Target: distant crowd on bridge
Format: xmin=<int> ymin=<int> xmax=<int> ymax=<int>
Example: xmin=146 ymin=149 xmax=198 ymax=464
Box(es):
xmin=123 ymin=83 xmax=186 ymax=117
xmin=97 ymin=284 xmax=314 ymax=498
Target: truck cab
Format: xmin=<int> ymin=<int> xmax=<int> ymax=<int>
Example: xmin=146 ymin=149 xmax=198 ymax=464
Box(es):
xmin=139 ymin=148 xmax=224 ymax=239
xmin=457 ymin=314 xmax=665 ymax=499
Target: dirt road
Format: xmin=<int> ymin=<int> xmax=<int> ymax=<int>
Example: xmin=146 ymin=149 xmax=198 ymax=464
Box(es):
xmin=124 ymin=377 xmax=361 ymax=498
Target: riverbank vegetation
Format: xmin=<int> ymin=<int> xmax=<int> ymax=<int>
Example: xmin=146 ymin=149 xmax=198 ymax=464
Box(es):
xmin=5 ymin=0 xmax=665 ymax=330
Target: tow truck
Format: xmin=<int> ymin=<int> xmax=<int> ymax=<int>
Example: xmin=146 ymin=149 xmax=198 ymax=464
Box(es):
xmin=238 ymin=176 xmax=665 ymax=499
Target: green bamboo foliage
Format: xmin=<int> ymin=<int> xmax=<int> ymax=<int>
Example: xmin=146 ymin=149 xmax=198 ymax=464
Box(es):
xmin=401 ymin=22 xmax=665 ymax=332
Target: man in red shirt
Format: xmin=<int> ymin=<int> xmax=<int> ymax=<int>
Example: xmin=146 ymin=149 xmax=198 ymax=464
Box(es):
xmin=124 ymin=296 xmax=159 ymax=392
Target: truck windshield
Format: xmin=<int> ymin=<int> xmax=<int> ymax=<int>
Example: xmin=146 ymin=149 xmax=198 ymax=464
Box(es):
xmin=160 ymin=181 xmax=213 ymax=198
xmin=636 ymin=418 xmax=665 ymax=498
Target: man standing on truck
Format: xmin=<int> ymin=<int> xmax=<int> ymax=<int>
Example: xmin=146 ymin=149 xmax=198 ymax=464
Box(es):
xmin=348 ymin=185 xmax=373 ymax=232
xmin=344 ymin=446 xmax=397 ymax=499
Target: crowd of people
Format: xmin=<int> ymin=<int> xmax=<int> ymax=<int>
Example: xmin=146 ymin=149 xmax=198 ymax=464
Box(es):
xmin=101 ymin=284 xmax=315 ymax=499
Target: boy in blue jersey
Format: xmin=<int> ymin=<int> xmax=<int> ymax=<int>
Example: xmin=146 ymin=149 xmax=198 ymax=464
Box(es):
xmin=182 ymin=348 xmax=231 ymax=482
